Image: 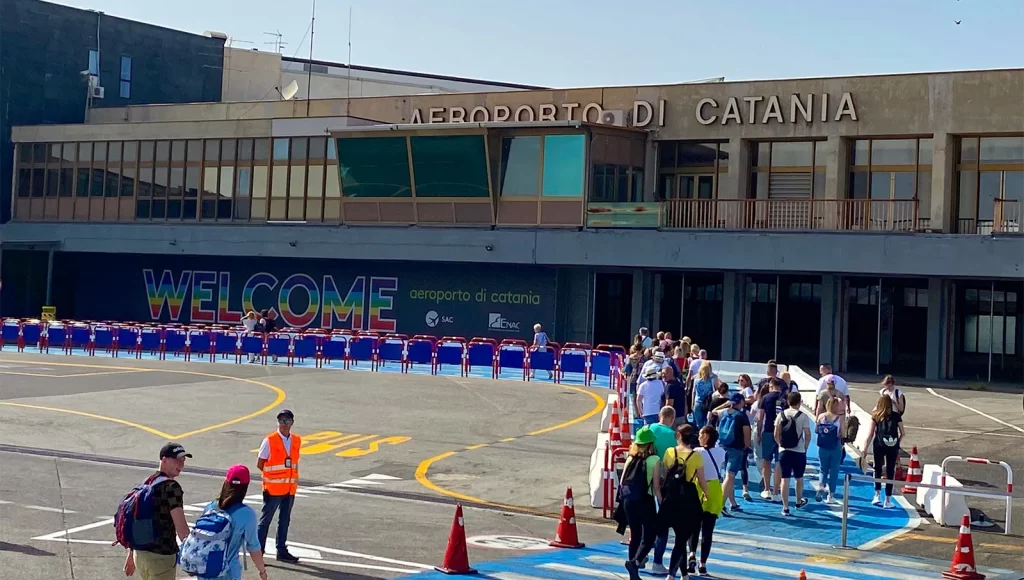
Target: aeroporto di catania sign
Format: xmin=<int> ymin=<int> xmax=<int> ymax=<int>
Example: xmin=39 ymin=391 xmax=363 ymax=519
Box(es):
xmin=409 ymin=92 xmax=858 ymax=128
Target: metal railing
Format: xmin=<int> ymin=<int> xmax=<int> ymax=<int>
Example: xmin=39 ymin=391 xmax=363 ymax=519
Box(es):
xmin=839 ymin=473 xmax=1015 ymax=548
xmin=993 ymin=199 xmax=1021 ymax=233
xmin=660 ymin=198 xmax=921 ymax=232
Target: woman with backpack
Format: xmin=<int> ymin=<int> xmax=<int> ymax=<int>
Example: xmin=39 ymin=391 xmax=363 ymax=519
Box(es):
xmin=866 ymin=395 xmax=905 ymax=508
xmin=814 ymin=396 xmax=846 ymax=504
xmin=619 ymin=426 xmax=664 ymax=580
xmin=657 ymin=423 xmax=708 ymax=580
xmin=180 ymin=465 xmax=268 ymax=580
xmin=685 ymin=425 xmax=724 ymax=576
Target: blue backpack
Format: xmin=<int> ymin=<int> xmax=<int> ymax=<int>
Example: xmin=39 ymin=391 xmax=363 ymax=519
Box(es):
xmin=112 ymin=475 xmax=168 ymax=551
xmin=179 ymin=504 xmax=239 ymax=579
xmin=816 ymin=419 xmax=841 ymax=450
xmin=718 ymin=411 xmax=738 ymax=447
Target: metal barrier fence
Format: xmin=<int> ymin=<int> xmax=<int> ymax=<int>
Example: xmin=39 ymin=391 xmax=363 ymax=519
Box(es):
xmin=839 ymin=473 xmax=1015 ymax=548
xmin=0 ymin=318 xmax=624 ymax=388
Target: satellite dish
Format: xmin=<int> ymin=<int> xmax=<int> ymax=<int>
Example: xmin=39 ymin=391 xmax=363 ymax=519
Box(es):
xmin=280 ymin=80 xmax=299 ymax=101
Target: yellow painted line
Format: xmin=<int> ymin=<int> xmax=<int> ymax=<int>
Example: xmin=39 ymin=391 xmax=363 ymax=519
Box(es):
xmin=414 ymin=382 xmax=607 ymax=515
xmin=889 ymin=533 xmax=1023 ymax=552
xmin=0 ymin=371 xmax=73 ymax=378
xmin=0 ymin=401 xmax=175 ymax=439
xmin=499 ymin=437 xmax=518 ymax=443
xmin=0 ymin=357 xmax=285 ymax=441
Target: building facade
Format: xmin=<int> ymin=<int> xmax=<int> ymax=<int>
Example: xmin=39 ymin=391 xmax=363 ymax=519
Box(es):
xmin=3 ymin=68 xmax=1022 ymax=383
xmin=221 ymin=47 xmax=544 ymax=103
xmin=0 ymin=0 xmax=226 ymax=223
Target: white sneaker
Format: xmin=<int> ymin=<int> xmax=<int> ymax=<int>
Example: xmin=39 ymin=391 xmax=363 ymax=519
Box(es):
xmin=650 ymin=563 xmax=669 ymax=575
xmin=883 ymin=498 xmax=894 ymax=509
xmin=826 ymin=493 xmax=836 ymax=505
xmin=760 ymin=490 xmax=772 ymax=500
xmin=772 ymin=493 xmax=782 ymax=503
xmin=872 ymin=493 xmax=882 ymax=506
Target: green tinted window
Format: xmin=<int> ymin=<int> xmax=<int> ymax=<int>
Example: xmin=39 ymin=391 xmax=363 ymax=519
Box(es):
xmin=335 ymin=137 xmax=411 ymax=197
xmin=410 ymin=135 xmax=489 ymax=198
xmin=542 ymin=134 xmax=585 ymax=197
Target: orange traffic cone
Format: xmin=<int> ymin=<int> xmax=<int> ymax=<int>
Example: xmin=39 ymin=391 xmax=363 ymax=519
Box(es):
xmin=550 ymin=487 xmax=585 ymax=549
xmin=435 ymin=504 xmax=478 ymax=575
xmin=901 ymin=446 xmax=923 ymax=494
xmin=609 ymin=402 xmax=622 ymax=449
xmin=798 ymin=570 xmax=807 ymax=580
xmin=941 ymin=515 xmax=986 ymax=580
xmin=619 ymin=403 xmax=632 ymax=448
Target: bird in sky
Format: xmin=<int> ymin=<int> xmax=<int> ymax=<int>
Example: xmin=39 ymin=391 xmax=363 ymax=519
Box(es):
xmin=954 ymin=20 xmax=961 ymax=24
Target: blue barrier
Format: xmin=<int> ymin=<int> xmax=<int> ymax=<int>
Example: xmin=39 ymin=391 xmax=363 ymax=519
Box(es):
xmin=321 ymin=335 xmax=348 ymax=366
xmin=70 ymin=324 xmax=92 ymax=352
xmin=377 ymin=337 xmax=406 ymax=365
xmin=188 ymin=330 xmax=212 ymax=361
xmin=93 ymin=324 xmax=116 ymax=353
xmin=497 ymin=341 xmax=527 ymax=380
xmin=292 ymin=333 xmax=319 ymax=363
xmin=165 ymin=329 xmax=187 ymax=357
xmin=527 ymin=345 xmax=556 ymax=379
xmin=44 ymin=323 xmax=67 ymax=353
xmin=348 ymin=335 xmax=376 ymax=368
xmin=214 ymin=330 xmax=238 ymax=359
xmin=466 ymin=340 xmax=496 ymax=378
xmin=405 ymin=338 xmax=435 ymax=372
xmin=435 ymin=338 xmax=466 ymax=375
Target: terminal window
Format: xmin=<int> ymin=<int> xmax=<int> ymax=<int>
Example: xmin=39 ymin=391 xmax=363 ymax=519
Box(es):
xmin=410 ymin=135 xmax=489 ymax=197
xmin=335 ymin=137 xmax=411 ymax=197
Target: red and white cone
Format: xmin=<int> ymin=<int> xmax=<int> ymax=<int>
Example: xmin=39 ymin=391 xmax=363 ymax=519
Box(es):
xmin=941 ymin=515 xmax=986 ymax=580
xmin=435 ymin=504 xmax=478 ymax=575
xmin=609 ymin=401 xmax=622 ymax=449
xmin=550 ymin=487 xmax=585 ymax=549
xmin=901 ymin=446 xmax=923 ymax=494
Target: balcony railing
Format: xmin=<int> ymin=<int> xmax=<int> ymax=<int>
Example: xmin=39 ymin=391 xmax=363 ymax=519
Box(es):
xmin=660 ymin=198 xmax=923 ymax=232
xmin=956 ymin=200 xmax=1022 ymax=234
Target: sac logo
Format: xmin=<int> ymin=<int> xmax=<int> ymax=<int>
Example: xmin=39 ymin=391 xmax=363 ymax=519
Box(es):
xmin=251 ymin=431 xmax=411 ymax=458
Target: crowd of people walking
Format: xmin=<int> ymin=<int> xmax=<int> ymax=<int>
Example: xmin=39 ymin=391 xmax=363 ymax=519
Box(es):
xmin=616 ymin=327 xmax=907 ymax=580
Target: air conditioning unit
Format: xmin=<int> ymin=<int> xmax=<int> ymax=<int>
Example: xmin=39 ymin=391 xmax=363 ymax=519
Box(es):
xmin=91 ymin=85 xmax=105 ymax=99
xmin=600 ymin=109 xmax=625 ymax=126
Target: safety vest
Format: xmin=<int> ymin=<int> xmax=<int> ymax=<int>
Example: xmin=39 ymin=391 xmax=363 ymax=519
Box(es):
xmin=262 ymin=431 xmax=301 ymax=496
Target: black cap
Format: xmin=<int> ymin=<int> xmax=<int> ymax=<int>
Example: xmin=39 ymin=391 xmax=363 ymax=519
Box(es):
xmin=159 ymin=442 xmax=192 ymax=460
xmin=276 ymin=409 xmax=294 ymax=420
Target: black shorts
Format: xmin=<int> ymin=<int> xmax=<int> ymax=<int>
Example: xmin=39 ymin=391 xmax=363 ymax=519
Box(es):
xmin=779 ymin=450 xmax=807 ymax=479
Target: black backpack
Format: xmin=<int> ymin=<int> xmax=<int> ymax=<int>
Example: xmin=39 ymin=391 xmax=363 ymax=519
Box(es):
xmin=662 ymin=449 xmax=701 ymax=513
xmin=877 ymin=415 xmax=901 ymax=447
xmin=779 ymin=410 xmax=803 ymax=449
xmin=619 ymin=455 xmax=649 ymax=502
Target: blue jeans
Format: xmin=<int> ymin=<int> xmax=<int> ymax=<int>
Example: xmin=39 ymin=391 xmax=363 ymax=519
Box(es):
xmin=258 ymin=492 xmax=295 ymax=554
xmin=693 ymin=403 xmax=706 ymax=429
xmin=818 ymin=445 xmax=843 ymax=495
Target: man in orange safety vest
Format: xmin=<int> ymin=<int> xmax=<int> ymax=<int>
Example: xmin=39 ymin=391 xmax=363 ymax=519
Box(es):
xmin=256 ymin=409 xmax=301 ymax=563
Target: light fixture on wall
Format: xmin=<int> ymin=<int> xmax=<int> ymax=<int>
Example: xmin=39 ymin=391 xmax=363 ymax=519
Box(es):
xmin=485 ymin=245 xmax=493 ymax=252
xmin=289 ymin=240 xmax=297 ymax=247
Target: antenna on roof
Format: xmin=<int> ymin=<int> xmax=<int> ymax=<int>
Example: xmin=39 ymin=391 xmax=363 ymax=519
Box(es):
xmin=263 ymin=30 xmax=286 ymax=54
xmin=346 ymin=5 xmax=353 ymax=116
xmin=306 ymin=0 xmax=316 ymax=116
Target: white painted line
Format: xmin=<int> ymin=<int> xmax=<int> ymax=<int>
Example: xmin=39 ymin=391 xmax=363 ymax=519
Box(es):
xmin=325 ymin=483 xmax=365 ymax=489
xmin=23 ymin=505 xmax=75 ymax=514
xmin=295 ymin=487 xmax=329 ymax=494
xmin=858 ymin=494 xmax=923 ymax=552
xmin=706 ymin=547 xmax=934 ymax=580
xmin=360 ymin=473 xmax=401 ymax=480
xmin=34 ymin=537 xmax=112 ymax=546
xmin=697 ymin=559 xmax=852 ymax=580
xmin=0 ymin=500 xmax=13 ymax=505
xmin=182 ymin=504 xmax=206 ymax=512
xmin=33 ymin=517 xmax=113 ymax=540
xmin=303 ymin=559 xmax=421 ymax=574
xmin=926 ymin=388 xmax=1024 ymax=434
xmin=283 ymin=539 xmax=434 ymax=570
xmin=341 ymin=478 xmax=383 ymax=486
xmin=538 ymin=563 xmax=622 ymax=579
xmin=904 ymin=425 xmax=1024 ymax=439
xmin=491 ymin=573 xmax=549 ymax=580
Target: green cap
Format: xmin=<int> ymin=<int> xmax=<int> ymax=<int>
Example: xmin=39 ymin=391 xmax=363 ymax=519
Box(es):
xmin=634 ymin=426 xmax=655 ymax=445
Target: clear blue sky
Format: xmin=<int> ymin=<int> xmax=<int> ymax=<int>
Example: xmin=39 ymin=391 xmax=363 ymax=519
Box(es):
xmin=55 ymin=0 xmax=1023 ymax=87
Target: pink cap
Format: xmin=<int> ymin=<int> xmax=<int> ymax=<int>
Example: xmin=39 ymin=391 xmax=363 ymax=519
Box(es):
xmin=225 ymin=464 xmax=250 ymax=485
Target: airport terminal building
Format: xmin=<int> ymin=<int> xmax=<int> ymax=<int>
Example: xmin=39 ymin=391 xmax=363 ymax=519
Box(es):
xmin=1 ymin=68 xmax=1022 ymax=383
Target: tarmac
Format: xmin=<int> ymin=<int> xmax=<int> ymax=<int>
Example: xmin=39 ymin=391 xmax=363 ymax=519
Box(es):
xmin=0 ymin=350 xmax=1021 ymax=579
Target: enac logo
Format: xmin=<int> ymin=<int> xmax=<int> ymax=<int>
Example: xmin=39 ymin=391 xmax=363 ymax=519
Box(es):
xmin=488 ymin=313 xmax=520 ymax=332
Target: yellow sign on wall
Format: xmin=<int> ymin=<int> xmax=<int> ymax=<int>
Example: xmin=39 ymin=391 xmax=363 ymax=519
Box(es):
xmin=41 ymin=306 xmax=56 ymax=321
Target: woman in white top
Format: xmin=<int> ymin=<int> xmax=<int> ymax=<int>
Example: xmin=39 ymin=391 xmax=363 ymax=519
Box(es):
xmin=878 ymin=375 xmax=906 ymax=414
xmin=687 ymin=425 xmax=725 ymax=577
xmin=241 ymin=311 xmax=259 ymax=362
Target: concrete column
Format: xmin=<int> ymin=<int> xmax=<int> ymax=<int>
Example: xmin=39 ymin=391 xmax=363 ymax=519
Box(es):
xmin=630 ymin=270 xmax=644 ymax=335
xmin=720 ymin=272 xmax=740 ymax=360
xmin=925 ymin=277 xmax=945 ymax=380
xmin=652 ymin=273 xmax=663 ymax=333
xmin=930 ymin=133 xmax=955 ymax=233
xmin=717 ymin=137 xmax=749 ymax=200
xmin=819 ymin=274 xmax=839 ymax=367
xmin=44 ymin=249 xmax=54 ymax=305
xmin=643 ymin=139 xmax=658 ymax=202
xmin=822 ymin=135 xmax=848 ymax=201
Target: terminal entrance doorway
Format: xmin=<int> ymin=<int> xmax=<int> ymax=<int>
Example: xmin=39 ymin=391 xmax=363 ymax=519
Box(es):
xmin=743 ymin=274 xmax=822 ymax=368
xmin=593 ymin=273 xmax=633 ymax=348
xmin=656 ymin=272 xmax=723 ymax=357
xmin=841 ymin=277 xmax=928 ymax=377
